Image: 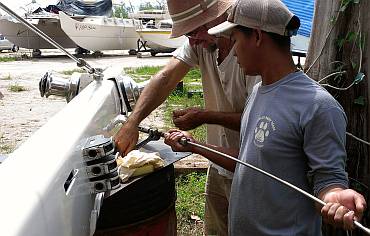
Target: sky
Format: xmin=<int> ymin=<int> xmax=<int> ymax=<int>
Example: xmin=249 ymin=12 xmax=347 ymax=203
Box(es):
xmin=0 ymin=0 xmax=160 ymax=15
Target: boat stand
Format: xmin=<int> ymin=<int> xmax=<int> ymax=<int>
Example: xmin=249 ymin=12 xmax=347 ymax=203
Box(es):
xmin=133 ymin=38 xmax=154 ymax=57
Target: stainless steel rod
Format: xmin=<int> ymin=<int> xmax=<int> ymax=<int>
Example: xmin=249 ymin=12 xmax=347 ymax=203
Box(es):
xmin=0 ymin=2 xmax=95 ymax=74
xmin=180 ymin=138 xmax=370 ymax=234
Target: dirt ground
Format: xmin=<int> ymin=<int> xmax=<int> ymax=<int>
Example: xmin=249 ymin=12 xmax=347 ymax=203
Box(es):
xmin=0 ymin=49 xmax=208 ymax=169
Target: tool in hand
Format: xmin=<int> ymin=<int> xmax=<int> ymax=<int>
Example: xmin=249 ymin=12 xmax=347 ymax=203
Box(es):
xmin=135 ymin=127 xmax=165 ymax=149
xmin=179 ymin=137 xmax=370 ymax=235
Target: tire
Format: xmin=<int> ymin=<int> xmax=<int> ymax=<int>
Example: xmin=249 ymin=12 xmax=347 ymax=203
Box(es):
xmin=32 ymin=49 xmax=42 ymax=57
xmin=150 ymin=51 xmax=157 ymax=57
xmin=12 ymin=45 xmax=19 ymax=52
xmin=128 ymin=49 xmax=137 ymax=55
xmin=75 ymin=47 xmax=89 ymax=55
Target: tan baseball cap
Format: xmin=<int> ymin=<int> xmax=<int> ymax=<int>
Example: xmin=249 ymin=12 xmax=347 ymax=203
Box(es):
xmin=208 ymin=0 xmax=300 ymax=37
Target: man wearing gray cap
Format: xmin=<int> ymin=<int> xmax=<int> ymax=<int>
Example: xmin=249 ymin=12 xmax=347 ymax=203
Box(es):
xmin=164 ymin=0 xmax=367 ymax=235
xmin=115 ymin=0 xmax=260 ymax=234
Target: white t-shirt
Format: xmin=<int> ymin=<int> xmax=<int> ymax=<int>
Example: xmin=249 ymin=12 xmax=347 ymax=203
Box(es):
xmin=174 ymin=40 xmax=260 ymax=178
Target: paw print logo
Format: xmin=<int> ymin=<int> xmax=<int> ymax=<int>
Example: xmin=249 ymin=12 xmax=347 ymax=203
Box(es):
xmin=255 ymin=121 xmax=269 ymax=143
xmin=254 ymin=117 xmax=275 ymax=147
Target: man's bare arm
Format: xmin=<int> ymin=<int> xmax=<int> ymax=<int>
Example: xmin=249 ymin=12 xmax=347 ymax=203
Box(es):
xmin=173 ymin=108 xmax=241 ymax=131
xmin=114 ymin=58 xmax=191 ymax=155
xmin=128 ymin=58 xmax=191 ymax=125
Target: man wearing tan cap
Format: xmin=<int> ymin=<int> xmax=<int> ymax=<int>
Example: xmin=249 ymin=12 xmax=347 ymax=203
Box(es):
xmin=164 ymin=0 xmax=367 ymax=235
xmin=115 ymin=0 xmax=260 ymax=235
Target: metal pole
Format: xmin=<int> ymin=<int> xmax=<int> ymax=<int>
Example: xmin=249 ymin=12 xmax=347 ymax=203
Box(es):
xmin=179 ymin=138 xmax=370 ymax=235
xmin=0 ymin=2 xmax=95 ymax=74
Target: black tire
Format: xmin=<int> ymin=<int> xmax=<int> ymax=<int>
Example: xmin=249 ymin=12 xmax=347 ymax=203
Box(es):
xmin=75 ymin=47 xmax=90 ymax=55
xmin=150 ymin=51 xmax=157 ymax=57
xmin=32 ymin=49 xmax=42 ymax=57
xmin=12 ymin=45 xmax=19 ymax=52
xmin=128 ymin=49 xmax=137 ymax=55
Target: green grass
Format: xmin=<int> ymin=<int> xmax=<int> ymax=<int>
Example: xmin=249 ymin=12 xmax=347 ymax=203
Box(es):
xmin=0 ymin=143 xmax=15 ymax=154
xmin=1 ymin=74 xmax=12 ymax=80
xmin=8 ymin=83 xmax=27 ymax=92
xmin=125 ymin=66 xmax=163 ymax=77
xmin=0 ymin=134 xmax=15 ymax=154
xmin=59 ymin=68 xmax=85 ymax=75
xmin=125 ymin=66 xmax=206 ymax=141
xmin=165 ymin=93 xmax=206 ymax=142
xmin=124 ymin=66 xmax=202 ymax=89
xmin=183 ymin=68 xmax=202 ymax=83
xmin=176 ymin=172 xmax=206 ymax=235
xmin=0 ymin=57 xmax=16 ymax=62
xmin=128 ymin=66 xmax=207 ymax=235
xmin=125 ymin=66 xmax=162 ymax=82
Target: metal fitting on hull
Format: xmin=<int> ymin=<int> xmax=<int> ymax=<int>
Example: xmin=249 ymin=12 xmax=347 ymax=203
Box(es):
xmin=113 ymin=74 xmax=147 ymax=113
xmin=39 ymin=71 xmax=94 ymax=102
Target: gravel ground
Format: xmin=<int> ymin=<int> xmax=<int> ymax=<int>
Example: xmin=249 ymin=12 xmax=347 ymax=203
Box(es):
xmin=0 ymin=49 xmax=208 ymax=168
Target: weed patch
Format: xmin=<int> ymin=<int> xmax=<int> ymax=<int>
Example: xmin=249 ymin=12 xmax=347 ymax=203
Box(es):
xmin=176 ymin=172 xmax=206 ymax=235
xmin=8 ymin=83 xmax=27 ymax=92
xmin=0 ymin=134 xmax=15 ymax=154
xmin=0 ymin=57 xmax=16 ymax=62
xmin=1 ymin=74 xmax=12 ymax=80
xmin=59 ymin=68 xmax=85 ymax=75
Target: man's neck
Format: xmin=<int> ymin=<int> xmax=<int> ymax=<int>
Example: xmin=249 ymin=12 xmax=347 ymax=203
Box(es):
xmin=260 ymin=55 xmax=298 ymax=85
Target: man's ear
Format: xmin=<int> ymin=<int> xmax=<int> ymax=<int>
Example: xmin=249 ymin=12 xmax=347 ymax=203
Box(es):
xmin=255 ymin=29 xmax=263 ymax=47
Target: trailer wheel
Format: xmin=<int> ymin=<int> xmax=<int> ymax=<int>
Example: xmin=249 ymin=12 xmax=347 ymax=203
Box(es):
xmin=12 ymin=45 xmax=19 ymax=52
xmin=32 ymin=49 xmax=42 ymax=57
xmin=128 ymin=49 xmax=137 ymax=55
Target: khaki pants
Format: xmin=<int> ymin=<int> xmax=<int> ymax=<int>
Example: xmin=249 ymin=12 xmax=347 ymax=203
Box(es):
xmin=204 ymin=166 xmax=232 ymax=236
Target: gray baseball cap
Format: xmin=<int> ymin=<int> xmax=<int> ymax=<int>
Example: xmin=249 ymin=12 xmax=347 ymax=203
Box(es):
xmin=208 ymin=0 xmax=300 ymax=37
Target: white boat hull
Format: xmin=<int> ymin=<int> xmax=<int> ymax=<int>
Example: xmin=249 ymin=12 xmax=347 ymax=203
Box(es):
xmin=59 ymin=12 xmax=140 ymax=51
xmin=137 ymin=29 xmax=186 ymax=50
xmin=0 ymin=17 xmax=76 ymax=49
xmin=0 ymin=79 xmax=121 ymax=236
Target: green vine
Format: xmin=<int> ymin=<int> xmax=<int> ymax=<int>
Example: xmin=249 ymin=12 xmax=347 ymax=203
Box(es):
xmin=306 ymin=0 xmax=369 ymax=148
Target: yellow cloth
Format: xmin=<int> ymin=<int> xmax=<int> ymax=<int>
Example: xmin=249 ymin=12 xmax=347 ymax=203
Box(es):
xmin=117 ymin=150 xmax=165 ymax=182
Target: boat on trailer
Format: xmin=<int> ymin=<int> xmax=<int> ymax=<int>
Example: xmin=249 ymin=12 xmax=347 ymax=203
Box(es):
xmin=0 ymin=0 xmax=113 ymax=54
xmin=0 ymin=13 xmax=77 ymax=50
xmin=136 ymin=19 xmax=186 ymax=56
xmin=59 ymin=11 xmax=141 ymax=52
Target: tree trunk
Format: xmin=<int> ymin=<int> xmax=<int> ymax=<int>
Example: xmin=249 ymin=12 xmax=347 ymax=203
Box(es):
xmin=305 ymin=0 xmax=369 ymax=235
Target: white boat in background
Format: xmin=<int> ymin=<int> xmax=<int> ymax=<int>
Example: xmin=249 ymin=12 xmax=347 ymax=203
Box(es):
xmin=59 ymin=11 xmax=141 ymax=51
xmin=128 ymin=9 xmax=169 ymax=25
xmin=0 ymin=13 xmax=76 ymax=50
xmin=136 ymin=19 xmax=186 ymax=54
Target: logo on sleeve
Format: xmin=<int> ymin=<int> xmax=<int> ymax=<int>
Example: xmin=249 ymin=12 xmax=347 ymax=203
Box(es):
xmin=254 ymin=116 xmax=276 ymax=147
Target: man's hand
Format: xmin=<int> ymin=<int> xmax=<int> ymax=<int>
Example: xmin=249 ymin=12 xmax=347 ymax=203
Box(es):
xmin=164 ymin=129 xmax=195 ymax=152
xmin=320 ymin=188 xmax=367 ymax=230
xmin=172 ymin=107 xmax=204 ymax=130
xmin=114 ymin=122 xmax=139 ymax=156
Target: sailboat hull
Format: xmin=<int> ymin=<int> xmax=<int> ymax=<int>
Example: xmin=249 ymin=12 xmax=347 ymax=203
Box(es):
xmin=137 ymin=29 xmax=186 ymax=50
xmin=59 ymin=12 xmax=141 ymax=51
xmin=0 ymin=17 xmax=76 ymax=49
